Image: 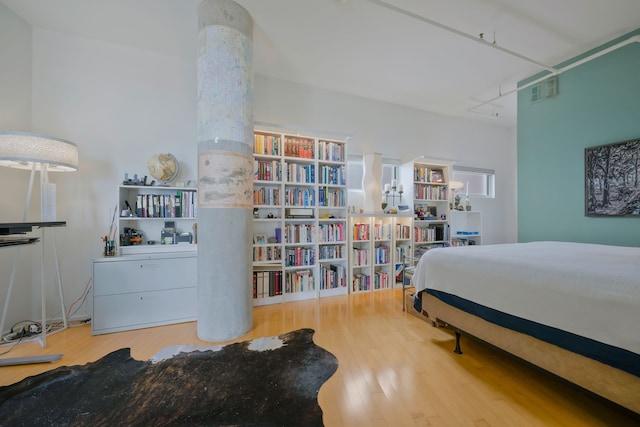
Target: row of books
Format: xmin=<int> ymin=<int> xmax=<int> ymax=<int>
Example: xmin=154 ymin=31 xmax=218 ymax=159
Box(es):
xmin=318 ymin=223 xmax=346 ymax=243
xmin=375 ymin=245 xmax=390 ymax=264
xmin=254 ymin=162 xmax=345 ymax=185
xmin=284 ymin=136 xmax=315 ymax=159
xmin=395 ymin=224 xmax=411 ymax=240
xmin=414 ymin=225 xmax=448 ymax=243
xmin=254 ymin=133 xmax=281 ymax=157
xmin=352 ymin=248 xmax=369 ymax=266
xmin=352 ymin=223 xmax=370 ymax=241
xmin=352 ymin=273 xmax=371 ymax=292
xmin=373 ymin=271 xmax=391 ymax=289
xmin=414 ymin=166 xmax=444 ymax=183
xmin=318 ymin=244 xmax=344 ymax=260
xmin=254 ymin=159 xmax=282 ymax=182
xmin=286 ymin=270 xmax=314 ymax=293
xmin=414 ymin=242 xmax=450 ymax=258
xmin=414 ymin=184 xmax=448 ymax=201
xmin=318 ymin=165 xmax=345 ymax=185
xmin=254 ymin=135 xmax=346 ymax=163
xmin=133 ymin=191 xmax=196 ymax=219
xmin=253 ymin=270 xmax=283 ymax=298
xmin=318 ymin=140 xmax=345 ymax=163
xmin=283 ymin=224 xmax=315 ymax=244
xmin=285 ymin=247 xmax=316 ymax=267
xmin=318 ymin=187 xmax=346 ymax=207
xmin=373 ymin=223 xmax=392 ymax=240
xmin=319 ymin=264 xmax=347 ymax=290
xmin=395 ymin=246 xmax=407 ymax=262
xmin=253 ymin=246 xmax=281 ymax=262
xmin=284 ymin=188 xmax=315 ymax=207
xmin=286 ymin=163 xmax=315 ymax=184
xmin=253 ymin=187 xmax=280 ymax=206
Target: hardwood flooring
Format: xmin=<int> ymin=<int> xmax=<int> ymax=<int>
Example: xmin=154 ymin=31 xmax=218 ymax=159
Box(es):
xmin=1 ymin=289 xmax=638 ymax=426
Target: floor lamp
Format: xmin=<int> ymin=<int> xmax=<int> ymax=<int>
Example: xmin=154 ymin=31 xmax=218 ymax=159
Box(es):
xmin=0 ymin=131 xmax=78 ymax=351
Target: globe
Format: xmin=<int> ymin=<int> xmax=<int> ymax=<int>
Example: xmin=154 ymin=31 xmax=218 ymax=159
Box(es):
xmin=147 ymin=153 xmax=179 ymax=184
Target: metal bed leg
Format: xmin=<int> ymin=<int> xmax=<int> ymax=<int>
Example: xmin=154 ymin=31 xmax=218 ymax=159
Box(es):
xmin=454 ymin=331 xmax=463 ymax=354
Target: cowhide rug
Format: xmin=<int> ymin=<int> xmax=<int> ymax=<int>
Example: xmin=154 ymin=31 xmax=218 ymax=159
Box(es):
xmin=0 ymin=328 xmax=338 ymax=426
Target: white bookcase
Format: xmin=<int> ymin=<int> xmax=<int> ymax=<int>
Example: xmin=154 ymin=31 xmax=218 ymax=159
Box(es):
xmin=348 ymin=213 xmax=413 ymax=293
xmin=450 ymin=210 xmax=482 ymax=246
xmin=117 ymin=185 xmax=197 ymax=255
xmin=252 ymin=131 xmax=348 ymax=306
xmin=91 ymin=185 xmax=198 ymax=334
xmin=399 ymin=160 xmax=452 ymax=259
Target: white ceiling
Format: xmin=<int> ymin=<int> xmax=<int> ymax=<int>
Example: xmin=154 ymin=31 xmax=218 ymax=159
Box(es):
xmin=2 ymin=0 xmax=640 ymax=128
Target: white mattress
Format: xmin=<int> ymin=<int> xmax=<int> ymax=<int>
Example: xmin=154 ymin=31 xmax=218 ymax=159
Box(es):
xmin=412 ymin=241 xmax=640 ymax=354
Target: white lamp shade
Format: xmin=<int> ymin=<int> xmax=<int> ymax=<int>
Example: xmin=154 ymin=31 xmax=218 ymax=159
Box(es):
xmin=0 ymin=131 xmax=78 ymax=172
xmin=449 ymin=180 xmax=464 ymax=190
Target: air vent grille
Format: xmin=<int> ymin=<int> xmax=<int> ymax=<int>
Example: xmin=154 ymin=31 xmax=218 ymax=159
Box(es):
xmin=531 ymin=76 xmax=559 ymax=103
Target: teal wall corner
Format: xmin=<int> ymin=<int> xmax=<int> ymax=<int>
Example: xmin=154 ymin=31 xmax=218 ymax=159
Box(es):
xmin=517 ymin=29 xmax=640 ymax=247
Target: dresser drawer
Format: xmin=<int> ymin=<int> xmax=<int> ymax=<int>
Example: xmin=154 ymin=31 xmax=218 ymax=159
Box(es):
xmin=92 ymin=286 xmax=197 ymax=334
xmin=93 ymin=256 xmax=196 ymax=296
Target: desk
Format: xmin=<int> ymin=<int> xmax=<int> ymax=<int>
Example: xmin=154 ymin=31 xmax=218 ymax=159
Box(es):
xmin=0 ymin=222 xmax=67 ymax=360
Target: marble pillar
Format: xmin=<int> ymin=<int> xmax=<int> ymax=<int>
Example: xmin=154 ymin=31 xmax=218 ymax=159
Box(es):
xmin=196 ymin=0 xmax=253 ymax=341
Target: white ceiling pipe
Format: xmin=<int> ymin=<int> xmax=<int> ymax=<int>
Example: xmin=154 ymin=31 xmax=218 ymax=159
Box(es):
xmin=469 ymin=34 xmax=640 ymax=116
xmin=363 ymin=0 xmax=558 ymax=73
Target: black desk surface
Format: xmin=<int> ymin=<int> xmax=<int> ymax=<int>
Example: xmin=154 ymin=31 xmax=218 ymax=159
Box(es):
xmin=0 ymin=221 xmax=67 ymax=235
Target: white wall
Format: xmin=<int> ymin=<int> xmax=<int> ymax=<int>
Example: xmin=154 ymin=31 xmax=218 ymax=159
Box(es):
xmin=28 ymin=28 xmax=198 ymax=323
xmin=1 ymin=23 xmax=517 ymax=332
xmin=0 ymin=4 xmax=37 ymax=334
xmin=254 ymin=75 xmax=518 ymax=245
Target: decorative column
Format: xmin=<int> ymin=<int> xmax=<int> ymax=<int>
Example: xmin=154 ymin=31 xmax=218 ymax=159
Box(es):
xmin=196 ymin=0 xmax=253 ymax=341
xmin=362 ymin=153 xmax=383 ymax=213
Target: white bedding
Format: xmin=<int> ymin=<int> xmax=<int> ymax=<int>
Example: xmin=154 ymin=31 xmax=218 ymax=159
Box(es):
xmin=412 ymin=241 xmax=640 ymax=354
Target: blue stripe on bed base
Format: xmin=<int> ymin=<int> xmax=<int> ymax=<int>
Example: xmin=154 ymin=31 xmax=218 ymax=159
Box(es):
xmin=423 ymin=289 xmax=640 ymax=377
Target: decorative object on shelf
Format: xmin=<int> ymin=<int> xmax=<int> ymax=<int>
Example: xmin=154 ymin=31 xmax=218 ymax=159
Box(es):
xmin=0 ymin=130 xmax=79 ymax=346
xmin=383 ymin=176 xmax=403 ymax=212
xmin=147 ymin=153 xmax=179 ymax=185
xmin=449 ymin=180 xmax=464 ymax=210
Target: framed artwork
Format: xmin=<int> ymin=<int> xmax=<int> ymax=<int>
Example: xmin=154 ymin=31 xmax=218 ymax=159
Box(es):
xmin=430 ymin=169 xmax=444 ymax=183
xmin=585 ymin=137 xmax=640 ymax=216
xmin=253 ymin=233 xmax=267 ymax=244
xmin=427 ymin=206 xmax=438 ymax=217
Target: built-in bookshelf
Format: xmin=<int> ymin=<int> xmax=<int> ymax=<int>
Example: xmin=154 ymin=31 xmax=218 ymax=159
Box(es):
xmin=450 ymin=210 xmax=482 ymax=246
xmin=399 ymin=160 xmax=452 ymax=259
xmin=117 ymin=185 xmax=198 ymax=255
xmin=348 ymin=214 xmax=413 ymax=293
xmin=252 ymin=131 xmax=348 ymax=305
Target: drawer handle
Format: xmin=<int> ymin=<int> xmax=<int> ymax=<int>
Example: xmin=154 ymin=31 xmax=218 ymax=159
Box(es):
xmin=139 ymin=263 xmax=160 ymax=269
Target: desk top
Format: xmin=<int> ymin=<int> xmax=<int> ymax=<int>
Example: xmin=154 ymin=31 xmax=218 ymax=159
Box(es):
xmin=0 ymin=221 xmax=66 ymax=235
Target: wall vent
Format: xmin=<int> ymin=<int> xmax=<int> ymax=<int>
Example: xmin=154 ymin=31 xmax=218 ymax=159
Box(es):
xmin=530 ymin=76 xmax=559 ymax=103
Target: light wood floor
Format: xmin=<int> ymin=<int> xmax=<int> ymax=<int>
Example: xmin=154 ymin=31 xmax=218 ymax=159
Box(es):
xmin=1 ymin=289 xmax=638 ymax=426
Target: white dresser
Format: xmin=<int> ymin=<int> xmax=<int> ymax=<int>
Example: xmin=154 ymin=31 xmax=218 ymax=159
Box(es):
xmin=92 ymin=252 xmax=197 ymax=335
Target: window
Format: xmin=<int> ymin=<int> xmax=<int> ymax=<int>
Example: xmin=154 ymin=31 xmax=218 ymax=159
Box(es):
xmin=453 ymin=165 xmax=495 ymax=198
xmin=347 ymin=160 xmax=363 ymax=192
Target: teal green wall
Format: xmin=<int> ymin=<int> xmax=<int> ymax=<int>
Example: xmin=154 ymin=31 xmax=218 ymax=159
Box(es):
xmin=517 ymin=29 xmax=640 ymax=246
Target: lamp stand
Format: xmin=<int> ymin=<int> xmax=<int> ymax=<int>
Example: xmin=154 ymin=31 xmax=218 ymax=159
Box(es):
xmin=0 ymin=164 xmax=67 ymax=348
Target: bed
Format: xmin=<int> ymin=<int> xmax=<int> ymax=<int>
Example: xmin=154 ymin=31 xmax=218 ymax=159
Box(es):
xmin=411 ymin=241 xmax=640 ymax=414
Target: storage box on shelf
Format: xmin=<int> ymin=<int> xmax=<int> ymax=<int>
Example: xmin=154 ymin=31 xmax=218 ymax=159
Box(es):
xmin=252 ymin=131 xmax=348 ymax=305
xmin=450 ymin=210 xmax=482 ymax=246
xmin=399 ymin=160 xmax=452 ymax=259
xmin=118 ymin=185 xmax=197 ymax=255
